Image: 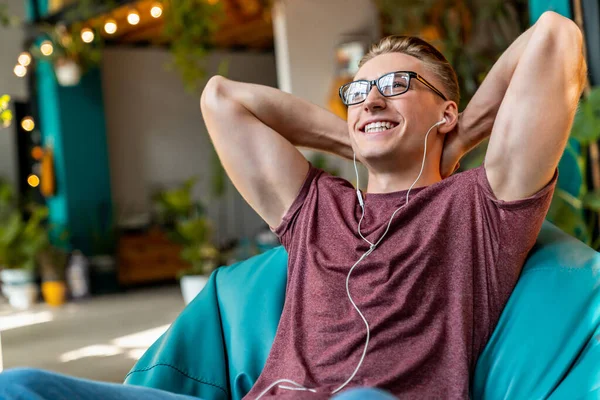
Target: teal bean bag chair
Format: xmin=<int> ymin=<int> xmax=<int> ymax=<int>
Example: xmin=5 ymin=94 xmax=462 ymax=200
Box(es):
xmin=124 ymin=222 xmax=600 ymax=399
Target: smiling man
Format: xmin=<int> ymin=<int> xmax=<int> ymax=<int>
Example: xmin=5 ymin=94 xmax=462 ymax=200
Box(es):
xmin=200 ymin=10 xmax=586 ymax=400
xmin=0 ymin=10 xmax=587 ymax=400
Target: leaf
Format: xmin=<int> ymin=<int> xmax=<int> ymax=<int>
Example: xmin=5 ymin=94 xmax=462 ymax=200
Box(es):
xmin=571 ymin=87 xmax=600 ymax=144
xmin=582 ymin=191 xmax=600 ymax=211
xmin=547 ymin=194 xmax=590 ymax=244
xmin=555 ymin=188 xmax=583 ymax=209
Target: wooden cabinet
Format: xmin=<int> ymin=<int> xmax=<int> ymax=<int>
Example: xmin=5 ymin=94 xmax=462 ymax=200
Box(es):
xmin=118 ymin=229 xmax=190 ymax=285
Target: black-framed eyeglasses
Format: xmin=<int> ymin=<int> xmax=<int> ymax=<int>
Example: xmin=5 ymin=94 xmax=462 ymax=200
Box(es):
xmin=339 ymin=71 xmax=448 ymax=106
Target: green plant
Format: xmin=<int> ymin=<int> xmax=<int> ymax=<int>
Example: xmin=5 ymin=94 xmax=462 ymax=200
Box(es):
xmin=30 ymin=22 xmax=103 ymax=75
xmin=162 ymin=0 xmax=226 ymax=92
xmin=0 ymin=2 xmax=19 ymax=27
xmin=376 ymin=0 xmax=528 ymax=170
xmin=310 ymin=153 xmax=340 ymax=176
xmin=545 ymin=87 xmax=600 ymax=246
xmin=176 ymin=216 xmax=224 ymax=277
xmin=376 ymin=0 xmax=528 ymax=110
xmin=0 ymin=95 xmax=12 ymax=128
xmin=154 ymin=178 xmax=227 ymax=276
xmin=0 ymin=202 xmax=49 ymax=271
xmin=152 ymin=177 xmax=203 ymax=232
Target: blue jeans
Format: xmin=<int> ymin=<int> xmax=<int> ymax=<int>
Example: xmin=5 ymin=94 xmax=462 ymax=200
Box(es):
xmin=0 ymin=368 xmax=397 ymax=399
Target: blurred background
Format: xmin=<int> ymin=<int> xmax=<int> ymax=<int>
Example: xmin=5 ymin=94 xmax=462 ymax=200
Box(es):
xmin=0 ymin=0 xmax=598 ymax=384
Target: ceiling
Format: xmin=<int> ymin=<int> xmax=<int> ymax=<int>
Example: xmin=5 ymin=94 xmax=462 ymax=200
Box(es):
xmin=45 ymin=0 xmax=274 ymax=50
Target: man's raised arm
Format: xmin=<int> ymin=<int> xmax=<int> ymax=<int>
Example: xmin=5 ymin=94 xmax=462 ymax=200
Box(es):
xmin=200 ymin=76 xmax=351 ymax=228
xmin=443 ymin=11 xmax=586 ymax=200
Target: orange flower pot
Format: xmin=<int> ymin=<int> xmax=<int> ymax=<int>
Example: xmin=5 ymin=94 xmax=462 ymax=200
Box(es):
xmin=41 ymin=281 xmax=67 ymax=306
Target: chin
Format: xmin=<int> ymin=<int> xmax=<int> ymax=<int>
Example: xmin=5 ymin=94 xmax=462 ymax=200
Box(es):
xmin=355 ymin=147 xmax=399 ymax=166
xmin=354 ymin=137 xmax=400 ymax=163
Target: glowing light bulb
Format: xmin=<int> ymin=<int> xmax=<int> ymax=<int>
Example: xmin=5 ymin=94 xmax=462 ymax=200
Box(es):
xmin=40 ymin=41 xmax=54 ymax=56
xmin=81 ymin=28 xmax=95 ymax=43
xmin=27 ymin=174 xmax=40 ymax=188
xmin=127 ymin=10 xmax=140 ymax=25
xmin=31 ymin=146 xmax=44 ymax=160
xmin=21 ymin=116 xmax=35 ymax=132
xmin=150 ymin=3 xmax=163 ymax=18
xmin=104 ymin=19 xmax=117 ymax=35
xmin=14 ymin=64 xmax=27 ymax=77
xmin=18 ymin=52 xmax=31 ymax=66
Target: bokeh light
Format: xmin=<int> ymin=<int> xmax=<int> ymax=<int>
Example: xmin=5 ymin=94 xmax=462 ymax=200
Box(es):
xmin=18 ymin=52 xmax=31 ymax=66
xmin=21 ymin=116 xmax=35 ymax=132
xmin=104 ymin=19 xmax=118 ymax=35
xmin=40 ymin=41 xmax=54 ymax=56
xmin=14 ymin=64 xmax=27 ymax=77
xmin=150 ymin=3 xmax=163 ymax=18
xmin=81 ymin=28 xmax=95 ymax=43
xmin=127 ymin=10 xmax=140 ymax=25
xmin=27 ymin=174 xmax=40 ymax=188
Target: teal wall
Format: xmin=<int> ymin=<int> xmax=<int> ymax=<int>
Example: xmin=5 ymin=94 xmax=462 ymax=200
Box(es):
xmin=529 ymin=0 xmax=572 ymax=21
xmin=32 ymin=0 xmax=113 ymax=254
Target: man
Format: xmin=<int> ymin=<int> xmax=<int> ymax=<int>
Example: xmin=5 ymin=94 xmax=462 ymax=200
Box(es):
xmin=0 ymin=10 xmax=586 ymax=400
xmin=200 ymin=10 xmax=585 ymax=400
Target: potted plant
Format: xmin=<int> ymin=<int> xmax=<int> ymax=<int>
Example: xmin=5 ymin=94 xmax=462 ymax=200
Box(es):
xmin=176 ymin=215 xmax=223 ymax=304
xmin=30 ymin=23 xmax=103 ymax=87
xmin=0 ymin=200 xmax=49 ymax=310
xmin=152 ymin=177 xmax=200 ymax=234
xmin=153 ymin=178 xmax=228 ymax=303
xmin=38 ymin=245 xmax=68 ymax=306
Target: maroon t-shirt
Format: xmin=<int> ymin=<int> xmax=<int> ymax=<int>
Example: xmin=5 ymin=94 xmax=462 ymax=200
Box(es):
xmin=244 ymin=165 xmax=556 ymax=399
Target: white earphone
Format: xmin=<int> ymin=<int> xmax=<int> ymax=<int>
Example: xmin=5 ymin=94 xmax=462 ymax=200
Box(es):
xmin=256 ymin=117 xmax=447 ymax=399
xmin=355 ymin=118 xmax=445 ymax=207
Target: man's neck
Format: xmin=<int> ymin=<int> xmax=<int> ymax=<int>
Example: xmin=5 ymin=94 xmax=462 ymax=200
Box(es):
xmin=365 ymin=165 xmax=442 ymax=194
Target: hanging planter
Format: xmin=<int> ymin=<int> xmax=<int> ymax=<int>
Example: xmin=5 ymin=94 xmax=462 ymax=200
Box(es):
xmin=29 ymin=23 xmax=103 ymax=87
xmin=54 ymin=57 xmax=82 ymax=86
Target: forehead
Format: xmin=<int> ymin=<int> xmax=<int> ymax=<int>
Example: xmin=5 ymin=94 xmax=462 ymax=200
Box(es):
xmin=355 ymin=53 xmax=425 ymax=81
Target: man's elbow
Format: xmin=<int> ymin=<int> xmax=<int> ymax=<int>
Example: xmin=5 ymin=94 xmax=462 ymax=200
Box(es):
xmin=536 ymin=12 xmax=586 ymax=88
xmin=536 ymin=11 xmax=583 ymax=51
xmin=200 ymin=75 xmax=231 ymax=115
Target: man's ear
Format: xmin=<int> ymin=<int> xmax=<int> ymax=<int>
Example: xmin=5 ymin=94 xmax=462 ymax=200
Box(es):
xmin=438 ymin=101 xmax=459 ymax=134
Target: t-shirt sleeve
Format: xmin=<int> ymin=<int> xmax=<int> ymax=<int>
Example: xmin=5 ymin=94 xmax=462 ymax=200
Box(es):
xmin=270 ymin=164 xmax=321 ymax=249
xmin=474 ymin=165 xmax=558 ymax=316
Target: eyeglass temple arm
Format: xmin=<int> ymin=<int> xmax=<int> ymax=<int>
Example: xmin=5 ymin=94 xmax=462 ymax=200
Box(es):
xmin=415 ymin=75 xmax=448 ymax=101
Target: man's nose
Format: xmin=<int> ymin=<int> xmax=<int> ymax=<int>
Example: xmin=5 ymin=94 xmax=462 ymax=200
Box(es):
xmin=363 ymin=85 xmax=386 ymax=112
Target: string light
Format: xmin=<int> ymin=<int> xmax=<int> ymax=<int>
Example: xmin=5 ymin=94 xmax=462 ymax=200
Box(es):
xmin=40 ymin=41 xmax=54 ymax=56
xmin=18 ymin=52 xmax=31 ymax=66
xmin=150 ymin=3 xmax=163 ymax=18
xmin=14 ymin=64 xmax=27 ymax=77
xmin=127 ymin=9 xmax=140 ymax=25
xmin=27 ymin=174 xmax=40 ymax=188
xmin=21 ymin=116 xmax=35 ymax=132
xmin=31 ymin=146 xmax=44 ymax=160
xmin=104 ymin=19 xmax=117 ymax=35
xmin=81 ymin=28 xmax=95 ymax=43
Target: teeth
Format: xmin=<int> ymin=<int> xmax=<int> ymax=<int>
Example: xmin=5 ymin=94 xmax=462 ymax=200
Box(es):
xmin=364 ymin=121 xmax=397 ymax=133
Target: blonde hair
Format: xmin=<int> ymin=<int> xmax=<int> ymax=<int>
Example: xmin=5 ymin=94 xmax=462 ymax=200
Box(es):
xmin=360 ymin=35 xmax=460 ymax=104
